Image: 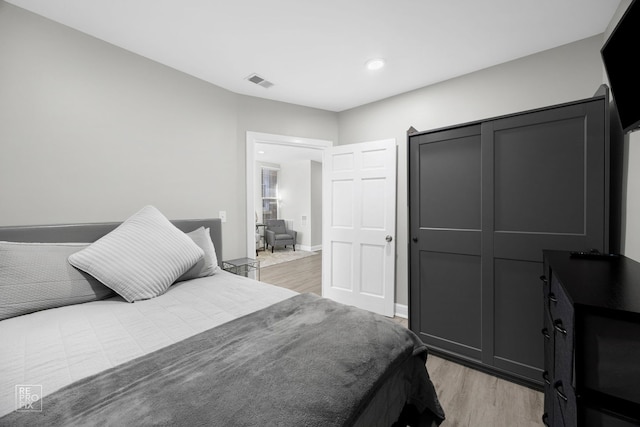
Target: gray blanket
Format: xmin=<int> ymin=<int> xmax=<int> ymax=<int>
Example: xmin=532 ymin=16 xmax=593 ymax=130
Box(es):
xmin=1 ymin=293 xmax=444 ymax=426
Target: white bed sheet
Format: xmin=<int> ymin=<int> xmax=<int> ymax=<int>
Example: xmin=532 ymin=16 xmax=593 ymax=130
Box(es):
xmin=0 ymin=271 xmax=296 ymax=417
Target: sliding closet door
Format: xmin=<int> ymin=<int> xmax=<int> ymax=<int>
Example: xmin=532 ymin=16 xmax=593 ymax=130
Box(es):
xmin=409 ymin=94 xmax=608 ymax=387
xmin=409 ymin=125 xmax=483 ymax=361
xmin=484 ymin=99 xmax=607 ymax=381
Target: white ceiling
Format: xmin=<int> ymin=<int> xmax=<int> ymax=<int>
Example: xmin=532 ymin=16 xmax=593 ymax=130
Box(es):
xmin=7 ymin=0 xmax=621 ymax=112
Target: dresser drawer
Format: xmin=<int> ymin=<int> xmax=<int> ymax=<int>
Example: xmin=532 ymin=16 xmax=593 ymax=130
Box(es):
xmin=549 ymin=275 xmax=573 ymax=322
xmin=542 ymin=310 xmax=554 ymax=382
xmin=550 ymin=275 xmax=575 ymax=387
xmin=553 ymin=379 xmax=577 ymax=427
xmin=542 ymin=382 xmax=554 ymax=426
xmin=542 ymin=273 xmax=551 ymax=310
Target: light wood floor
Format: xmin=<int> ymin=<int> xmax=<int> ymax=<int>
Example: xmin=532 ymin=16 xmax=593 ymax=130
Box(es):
xmin=427 ymin=357 xmax=544 ymax=426
xmin=259 ymin=250 xmax=322 ymax=295
xmin=259 ymin=252 xmax=544 ymax=426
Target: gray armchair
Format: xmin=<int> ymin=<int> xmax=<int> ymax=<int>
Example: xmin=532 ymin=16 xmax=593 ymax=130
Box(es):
xmin=265 ymin=219 xmax=297 ymax=253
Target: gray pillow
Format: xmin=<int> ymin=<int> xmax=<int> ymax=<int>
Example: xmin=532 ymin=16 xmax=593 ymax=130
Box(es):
xmin=0 ymin=241 xmax=114 ymax=321
xmin=68 ymin=205 xmax=204 ymax=303
xmin=176 ymin=227 xmax=220 ymax=282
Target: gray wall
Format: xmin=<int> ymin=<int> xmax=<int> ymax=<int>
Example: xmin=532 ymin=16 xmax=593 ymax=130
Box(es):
xmin=277 ymin=159 xmax=323 ymax=250
xmin=2 ymin=1 xmax=638 ymax=309
xmin=279 ymin=160 xmax=312 ymax=247
xmin=0 ymin=2 xmax=337 ymax=260
xmin=310 ymin=161 xmax=323 ymax=248
xmin=605 ymin=0 xmax=640 ymax=262
xmin=338 ymin=34 xmax=611 ymax=306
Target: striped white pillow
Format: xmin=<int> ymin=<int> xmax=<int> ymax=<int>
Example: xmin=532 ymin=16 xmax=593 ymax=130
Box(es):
xmin=68 ymin=206 xmax=204 ymax=302
xmin=176 ymin=227 xmax=220 ymax=282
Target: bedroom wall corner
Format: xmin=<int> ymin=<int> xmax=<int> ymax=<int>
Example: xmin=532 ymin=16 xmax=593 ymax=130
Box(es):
xmin=310 ymin=160 xmax=323 ymax=248
xmin=602 ymin=0 xmax=640 ymax=263
xmin=0 ymin=3 xmax=342 ymax=262
xmin=0 ymin=2 xmax=246 ymax=254
xmin=278 ymin=160 xmax=312 ymax=248
xmin=623 ymin=135 xmax=640 ymax=262
xmin=337 ymin=35 xmax=607 ymax=306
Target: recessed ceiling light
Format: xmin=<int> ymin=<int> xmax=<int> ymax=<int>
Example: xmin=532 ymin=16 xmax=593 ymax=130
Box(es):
xmin=366 ymin=58 xmax=385 ymax=71
xmin=258 ymin=150 xmax=265 ymax=154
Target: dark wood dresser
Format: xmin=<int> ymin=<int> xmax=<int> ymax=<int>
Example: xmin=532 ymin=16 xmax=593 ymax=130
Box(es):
xmin=542 ymin=250 xmax=640 ymax=426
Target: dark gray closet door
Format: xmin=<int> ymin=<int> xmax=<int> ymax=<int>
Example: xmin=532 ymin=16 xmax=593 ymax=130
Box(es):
xmin=483 ymin=99 xmax=606 ymax=381
xmin=409 ymin=96 xmax=608 ymax=387
xmin=409 ymin=124 xmax=483 ymax=361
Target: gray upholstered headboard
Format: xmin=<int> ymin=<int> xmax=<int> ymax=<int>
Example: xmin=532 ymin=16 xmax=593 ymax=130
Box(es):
xmin=0 ymin=219 xmax=223 ymax=267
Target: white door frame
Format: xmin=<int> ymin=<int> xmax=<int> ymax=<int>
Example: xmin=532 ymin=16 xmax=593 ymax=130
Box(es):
xmin=245 ymin=131 xmax=333 ymax=258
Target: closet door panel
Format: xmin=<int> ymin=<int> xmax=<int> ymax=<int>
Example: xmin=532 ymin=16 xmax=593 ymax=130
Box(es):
xmin=418 ymin=251 xmax=482 ymax=359
xmin=493 ymin=258 xmax=544 ymax=377
xmin=418 ymin=133 xmax=481 ymax=230
xmin=491 ymin=100 xmax=607 ymax=263
xmin=493 ymin=116 xmax=585 ymax=234
xmin=409 ymin=125 xmax=482 ymax=360
xmin=418 ymin=229 xmax=480 ymax=256
xmin=417 ymin=130 xmax=482 ymax=256
xmin=486 ymin=99 xmax=606 ymax=382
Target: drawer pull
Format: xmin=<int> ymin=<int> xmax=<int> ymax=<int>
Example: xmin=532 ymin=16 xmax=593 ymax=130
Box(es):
xmin=542 ymin=371 xmax=551 ymax=385
xmin=541 ymin=328 xmax=551 ymax=340
xmin=555 ymin=383 xmax=569 ymax=402
xmin=542 ymin=413 xmax=549 ymax=426
xmin=554 ymin=320 xmax=567 ymax=335
xmin=549 ymin=293 xmax=558 ymax=303
xmin=540 ymin=275 xmax=548 ymax=284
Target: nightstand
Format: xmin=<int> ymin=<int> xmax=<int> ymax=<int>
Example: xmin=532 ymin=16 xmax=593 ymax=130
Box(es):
xmin=222 ymin=257 xmax=260 ymax=280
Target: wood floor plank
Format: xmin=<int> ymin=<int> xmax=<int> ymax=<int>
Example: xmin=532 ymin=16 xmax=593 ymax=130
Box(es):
xmin=258 ymin=252 xmax=544 ymax=426
xmin=259 ymin=251 xmax=322 ymax=294
xmin=427 ymin=355 xmax=544 ymax=426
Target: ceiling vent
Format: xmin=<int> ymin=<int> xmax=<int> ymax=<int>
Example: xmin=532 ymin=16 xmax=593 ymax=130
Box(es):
xmin=246 ymin=73 xmax=274 ymax=89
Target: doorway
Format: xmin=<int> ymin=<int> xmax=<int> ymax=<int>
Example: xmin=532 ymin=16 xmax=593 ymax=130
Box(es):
xmin=245 ymin=131 xmax=332 ymax=261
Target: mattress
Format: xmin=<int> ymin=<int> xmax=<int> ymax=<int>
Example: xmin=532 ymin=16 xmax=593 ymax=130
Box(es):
xmin=0 ymin=271 xmax=296 ymax=418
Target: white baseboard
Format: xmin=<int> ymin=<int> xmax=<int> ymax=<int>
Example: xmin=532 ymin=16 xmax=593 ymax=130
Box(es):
xmin=298 ymin=244 xmax=322 ymax=252
xmin=394 ymin=303 xmax=408 ymax=319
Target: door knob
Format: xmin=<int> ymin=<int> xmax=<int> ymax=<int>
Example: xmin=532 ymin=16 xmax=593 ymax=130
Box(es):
xmin=385 ymin=235 xmax=393 ymax=242
xmin=412 ymin=237 xmax=418 ymax=243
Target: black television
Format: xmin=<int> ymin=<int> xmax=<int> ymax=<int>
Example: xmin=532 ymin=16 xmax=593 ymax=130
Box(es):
xmin=601 ymin=0 xmax=640 ymax=133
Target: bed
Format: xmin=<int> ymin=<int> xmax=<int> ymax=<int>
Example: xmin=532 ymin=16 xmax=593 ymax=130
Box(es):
xmin=0 ymin=207 xmax=444 ymax=426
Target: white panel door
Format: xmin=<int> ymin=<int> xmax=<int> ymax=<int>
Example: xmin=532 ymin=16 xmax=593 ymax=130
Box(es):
xmin=322 ymin=139 xmax=396 ymax=317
